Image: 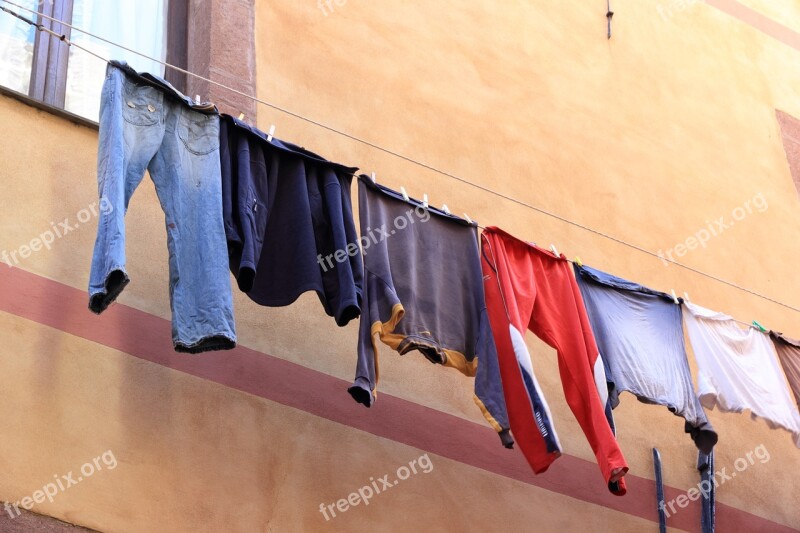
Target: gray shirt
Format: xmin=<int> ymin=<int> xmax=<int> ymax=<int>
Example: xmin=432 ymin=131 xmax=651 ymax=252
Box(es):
xmin=574 ymin=264 xmax=717 ymax=453
xmin=348 ymin=176 xmax=512 ymax=447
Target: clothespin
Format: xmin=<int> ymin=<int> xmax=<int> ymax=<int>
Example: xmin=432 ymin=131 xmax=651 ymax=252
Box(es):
xmin=752 ymin=320 xmax=767 ymax=333
xmin=683 ymin=292 xmax=691 ymax=303
xmin=195 ymin=95 xmax=201 ymax=105
xmin=549 ymin=244 xmax=560 ymax=257
xmin=574 ymin=256 xmax=583 ymax=267
xmin=370 ymin=172 xmax=376 ymax=183
xmin=238 ymin=112 xmax=245 ymax=121
xmin=670 ymin=290 xmax=680 ymax=304
xmin=463 ymin=213 xmax=473 ymax=225
xmin=400 ymin=187 xmax=410 ymax=202
xmin=423 ymin=194 xmax=429 ymax=209
xmin=442 ymin=204 xmax=450 ymax=215
xmin=267 ymin=124 xmax=276 ymax=143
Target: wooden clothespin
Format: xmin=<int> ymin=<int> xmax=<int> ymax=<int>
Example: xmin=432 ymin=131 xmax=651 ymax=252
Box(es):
xmin=574 ymin=256 xmax=583 ymax=267
xmin=423 ymin=194 xmax=429 ymax=209
xmin=549 ymin=244 xmax=560 ymax=257
xmin=267 ymin=124 xmax=276 ymax=143
xmin=670 ymin=290 xmax=680 ymax=304
xmin=370 ymin=172 xmax=377 ymax=184
xmin=442 ymin=204 xmax=450 ymax=215
xmin=400 ymin=187 xmax=410 ymax=202
xmin=195 ymin=95 xmax=201 ymax=105
xmin=752 ymin=320 xmax=767 ymax=333
xmin=683 ymin=292 xmax=691 ymax=303
xmin=463 ymin=213 xmax=473 ymax=225
xmin=238 ymin=112 xmax=245 ymax=121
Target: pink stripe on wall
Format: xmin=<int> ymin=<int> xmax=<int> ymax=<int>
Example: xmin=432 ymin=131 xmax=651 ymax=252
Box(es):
xmin=0 ymin=264 xmax=793 ymax=532
xmin=706 ymin=0 xmax=800 ymax=51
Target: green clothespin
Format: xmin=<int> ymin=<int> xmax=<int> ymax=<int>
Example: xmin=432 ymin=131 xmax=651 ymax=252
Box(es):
xmin=752 ymin=320 xmax=767 ymax=333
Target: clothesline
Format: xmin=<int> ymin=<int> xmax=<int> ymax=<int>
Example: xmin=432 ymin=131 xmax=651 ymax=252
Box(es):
xmin=13 ymin=3 xmax=800 ymax=468
xmin=1 ymin=0 xmax=798 ymax=322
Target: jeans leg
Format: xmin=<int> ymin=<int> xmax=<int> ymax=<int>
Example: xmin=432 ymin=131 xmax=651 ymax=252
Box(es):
xmin=88 ymin=65 xmax=164 ymax=313
xmin=149 ymin=103 xmax=236 ymax=353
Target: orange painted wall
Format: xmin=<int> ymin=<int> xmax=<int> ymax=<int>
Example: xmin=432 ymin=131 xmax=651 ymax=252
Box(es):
xmin=0 ymin=0 xmax=798 ymax=531
xmin=253 ymin=0 xmax=800 ymax=528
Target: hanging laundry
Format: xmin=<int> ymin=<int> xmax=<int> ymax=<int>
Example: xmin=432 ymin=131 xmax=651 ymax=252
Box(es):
xmin=88 ymin=60 xmax=236 ymax=353
xmin=771 ymin=332 xmax=800 ymax=409
xmin=348 ymin=177 xmax=513 ymax=448
xmin=480 ymin=227 xmax=629 ymax=495
xmin=219 ymin=115 xmax=363 ymax=326
xmin=683 ymin=302 xmax=800 ymax=447
xmin=574 ymin=265 xmax=717 ymax=453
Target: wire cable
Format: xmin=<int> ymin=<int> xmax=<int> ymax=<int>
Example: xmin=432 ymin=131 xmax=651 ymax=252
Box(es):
xmin=1 ymin=0 xmax=798 ymax=317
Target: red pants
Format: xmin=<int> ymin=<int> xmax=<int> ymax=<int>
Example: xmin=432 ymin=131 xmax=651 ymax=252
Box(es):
xmin=481 ymin=227 xmax=628 ymax=495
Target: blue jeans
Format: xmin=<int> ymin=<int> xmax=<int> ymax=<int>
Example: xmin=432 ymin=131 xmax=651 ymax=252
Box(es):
xmin=88 ymin=61 xmax=236 ymax=353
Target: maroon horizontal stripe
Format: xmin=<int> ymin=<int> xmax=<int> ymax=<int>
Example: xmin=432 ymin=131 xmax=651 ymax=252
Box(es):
xmin=0 ymin=264 xmax=793 ymax=532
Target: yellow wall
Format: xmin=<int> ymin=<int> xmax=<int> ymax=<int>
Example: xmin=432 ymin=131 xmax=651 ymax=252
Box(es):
xmin=0 ymin=0 xmax=798 ymax=531
xmin=254 ymin=0 xmax=800 ymax=528
xmin=732 ymin=0 xmax=800 ymax=33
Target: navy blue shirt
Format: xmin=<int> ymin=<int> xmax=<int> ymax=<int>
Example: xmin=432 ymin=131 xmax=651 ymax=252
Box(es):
xmin=219 ymin=115 xmax=363 ymax=326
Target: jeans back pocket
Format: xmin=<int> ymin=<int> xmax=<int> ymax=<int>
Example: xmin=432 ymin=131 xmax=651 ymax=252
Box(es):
xmin=121 ymin=82 xmax=160 ymax=126
xmin=178 ymin=112 xmax=219 ymax=155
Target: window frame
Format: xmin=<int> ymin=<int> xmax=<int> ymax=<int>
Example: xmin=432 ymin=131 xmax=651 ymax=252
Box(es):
xmin=1 ymin=0 xmax=186 ymax=121
xmin=29 ymin=0 xmax=73 ymax=108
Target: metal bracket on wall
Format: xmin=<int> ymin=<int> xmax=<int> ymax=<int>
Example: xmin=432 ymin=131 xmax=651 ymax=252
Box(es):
xmin=653 ymin=448 xmax=667 ymax=533
xmin=607 ymin=0 xmax=614 ymax=39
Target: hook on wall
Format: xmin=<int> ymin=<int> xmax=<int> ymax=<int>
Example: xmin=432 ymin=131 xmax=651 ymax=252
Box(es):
xmin=607 ymin=0 xmax=614 ymax=39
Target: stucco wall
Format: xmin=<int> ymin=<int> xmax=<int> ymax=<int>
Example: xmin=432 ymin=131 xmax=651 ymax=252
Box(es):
xmin=0 ymin=0 xmax=798 ymax=531
xmin=253 ymin=0 xmax=800 ymax=529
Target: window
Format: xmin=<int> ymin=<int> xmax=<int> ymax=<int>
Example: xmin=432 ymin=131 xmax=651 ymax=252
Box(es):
xmin=0 ymin=0 xmax=36 ymax=94
xmin=0 ymin=0 xmax=176 ymax=122
xmin=66 ymin=0 xmax=168 ymax=120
